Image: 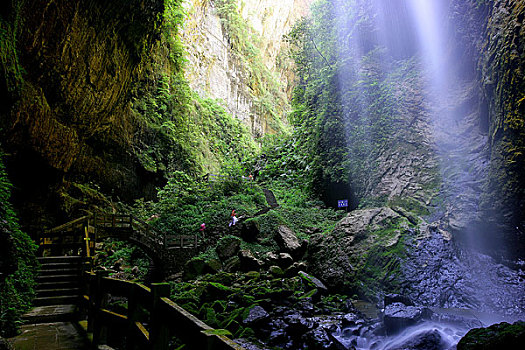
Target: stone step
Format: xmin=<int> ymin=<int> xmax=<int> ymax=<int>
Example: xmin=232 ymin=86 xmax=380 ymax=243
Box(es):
xmin=33 ymin=295 xmax=80 ymax=307
xmin=37 ymin=256 xmax=84 ymax=264
xmin=39 ymin=261 xmax=82 ymax=269
xmin=21 ymin=305 xmax=78 ymax=324
xmin=36 ymin=288 xmax=81 ymax=298
xmin=39 ymin=267 xmax=81 ymax=276
xmin=36 ymin=274 xmax=81 ymax=283
xmin=37 ymin=280 xmax=80 ymax=290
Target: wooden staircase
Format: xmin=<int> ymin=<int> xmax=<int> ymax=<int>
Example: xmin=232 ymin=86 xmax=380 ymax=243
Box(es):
xmin=34 ymin=256 xmax=83 ymax=307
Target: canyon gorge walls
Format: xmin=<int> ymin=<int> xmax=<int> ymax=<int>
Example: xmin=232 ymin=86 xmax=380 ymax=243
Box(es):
xmin=181 ymin=0 xmax=312 ymax=136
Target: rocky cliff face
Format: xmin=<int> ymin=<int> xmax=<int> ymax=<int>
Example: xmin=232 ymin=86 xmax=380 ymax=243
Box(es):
xmin=181 ymin=0 xmax=311 ymax=136
xmin=478 ymin=0 xmax=525 ymax=248
xmin=0 ymin=0 xmax=164 ymax=228
xmin=0 ymin=0 xmax=312 ymax=229
xmin=306 ymin=0 xmax=525 ymax=305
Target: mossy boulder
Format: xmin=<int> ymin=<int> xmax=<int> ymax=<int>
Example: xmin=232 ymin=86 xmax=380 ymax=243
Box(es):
xmin=183 ymin=257 xmax=206 ymax=279
xmin=308 ymin=207 xmax=411 ymax=299
xmin=275 ymin=225 xmax=302 ymax=257
xmin=241 ymin=220 xmax=260 ymax=242
xmin=457 ymin=321 xmax=525 ymax=350
xmin=238 ymin=249 xmax=263 ymax=272
xmin=269 ymin=265 xmax=284 ymax=277
xmin=216 ymin=236 xmax=241 ymax=261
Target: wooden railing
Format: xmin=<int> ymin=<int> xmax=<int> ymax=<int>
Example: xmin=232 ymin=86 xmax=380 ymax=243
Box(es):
xmin=39 ymin=213 xmax=199 ymax=258
xmin=93 ymin=213 xmax=199 ymax=250
xmin=82 ymin=271 xmax=245 ymax=350
xmin=39 ymin=215 xmax=95 ymax=256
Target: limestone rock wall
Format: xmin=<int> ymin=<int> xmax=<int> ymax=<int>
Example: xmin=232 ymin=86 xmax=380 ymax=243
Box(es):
xmin=478 ymin=0 xmax=525 ymax=243
xmin=181 ymin=0 xmax=312 ymax=136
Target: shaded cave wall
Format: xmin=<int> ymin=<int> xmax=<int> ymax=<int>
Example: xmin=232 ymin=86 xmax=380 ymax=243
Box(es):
xmin=0 ymin=0 xmax=165 ymax=231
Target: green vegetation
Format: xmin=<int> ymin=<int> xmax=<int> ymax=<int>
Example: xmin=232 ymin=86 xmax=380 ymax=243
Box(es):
xmin=286 ymin=1 xmax=440 ymax=209
xmin=350 ymin=216 xmax=412 ymax=300
xmin=0 ymin=151 xmax=38 ymax=337
xmin=214 ymin=0 xmax=289 ymax=133
xmin=96 ymin=239 xmax=151 ymax=281
xmin=132 ymin=0 xmax=258 ymax=177
xmin=169 ymin=271 xmax=350 ymax=341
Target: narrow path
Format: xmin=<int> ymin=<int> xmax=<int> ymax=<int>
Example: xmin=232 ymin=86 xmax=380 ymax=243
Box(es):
xmin=9 ymin=321 xmax=89 ymax=350
xmin=8 ymin=256 xmax=89 ymax=350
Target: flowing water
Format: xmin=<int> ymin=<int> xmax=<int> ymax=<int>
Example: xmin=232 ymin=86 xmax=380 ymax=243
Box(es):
xmin=333 ymin=0 xmax=525 ymax=348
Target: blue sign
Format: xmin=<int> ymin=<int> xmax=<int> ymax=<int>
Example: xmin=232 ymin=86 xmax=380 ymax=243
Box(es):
xmin=338 ymin=199 xmax=348 ymax=208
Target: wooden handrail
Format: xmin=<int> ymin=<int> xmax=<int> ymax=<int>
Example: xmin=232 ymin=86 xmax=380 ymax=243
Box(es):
xmin=41 ymin=212 xmax=199 ymax=262
xmin=44 ymin=215 xmax=92 ymax=234
xmin=82 ymin=271 xmax=245 ymax=349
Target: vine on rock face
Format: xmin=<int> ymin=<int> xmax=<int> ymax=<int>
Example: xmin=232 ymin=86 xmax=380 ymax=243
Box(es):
xmin=132 ymin=0 xmax=257 ymax=177
xmin=214 ymin=0 xmax=290 ymax=133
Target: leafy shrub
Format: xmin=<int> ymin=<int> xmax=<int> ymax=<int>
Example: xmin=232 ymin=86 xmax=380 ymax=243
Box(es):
xmin=0 ymin=151 xmax=38 ymax=337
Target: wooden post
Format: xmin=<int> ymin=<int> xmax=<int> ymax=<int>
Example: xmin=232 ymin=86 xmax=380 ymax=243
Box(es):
xmin=126 ymin=284 xmax=139 ymax=350
xmin=86 ymin=272 xmax=95 ymax=333
xmin=150 ymin=283 xmax=170 ymax=350
xmin=92 ymin=270 xmax=109 ymax=346
xmin=84 ymin=225 xmax=91 ymax=258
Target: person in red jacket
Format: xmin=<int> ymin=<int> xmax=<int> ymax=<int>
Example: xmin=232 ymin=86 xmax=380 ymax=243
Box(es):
xmin=229 ymin=209 xmax=238 ymax=227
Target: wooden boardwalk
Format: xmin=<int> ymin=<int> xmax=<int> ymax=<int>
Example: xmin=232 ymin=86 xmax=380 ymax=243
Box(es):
xmin=39 ymin=212 xmax=200 ymax=274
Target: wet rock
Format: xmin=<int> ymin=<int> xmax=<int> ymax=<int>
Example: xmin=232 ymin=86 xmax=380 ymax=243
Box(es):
xmin=278 ymin=253 xmax=294 ymax=269
xmin=457 ymin=321 xmax=525 ymax=350
xmin=294 ymin=299 xmax=315 ymax=317
xmin=341 ymin=313 xmax=365 ymax=328
xmin=275 ymin=225 xmax=302 ymax=257
xmin=223 ymin=256 xmax=240 ymax=272
xmin=234 ymin=339 xmax=268 ymax=350
xmin=303 ymin=328 xmax=345 ymax=350
xmin=238 ymin=249 xmax=263 ymax=271
xmin=384 ymin=294 xmax=414 ymax=307
xmin=269 ymin=265 xmax=284 ymax=277
xmin=264 ymin=252 xmax=279 ymax=265
xmin=388 ymin=329 xmax=447 ymax=350
xmin=284 ymin=261 xmax=308 ymax=277
xmin=267 ymin=318 xmax=290 ymax=345
xmin=241 ymin=221 xmax=260 ymax=242
xmin=299 ymin=271 xmax=328 ymax=293
xmin=284 ymin=311 xmax=315 ymax=335
xmin=216 ymin=236 xmax=241 ymax=261
xmin=430 ymin=311 xmax=483 ymax=329
xmin=383 ymin=302 xmax=432 ymax=334
xmin=244 ymin=306 xmax=270 ymax=326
